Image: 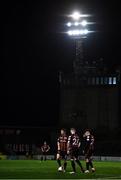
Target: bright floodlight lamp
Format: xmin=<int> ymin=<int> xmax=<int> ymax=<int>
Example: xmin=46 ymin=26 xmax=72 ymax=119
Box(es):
xmin=71 ymin=12 xmax=81 ymax=20
xmin=67 ymin=29 xmax=89 ymax=36
xmin=74 ymin=22 xmax=79 ymax=26
xmin=66 ymin=11 xmax=91 ymax=38
xmin=67 ymin=22 xmax=72 ymax=27
xmin=81 ymin=20 xmax=87 ymax=27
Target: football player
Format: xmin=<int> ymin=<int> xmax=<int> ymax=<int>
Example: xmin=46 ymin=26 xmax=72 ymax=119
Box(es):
xmin=67 ymin=128 xmax=84 ymax=174
xmin=41 ymin=141 xmax=50 ymax=161
xmin=83 ymin=129 xmax=95 ymax=173
xmin=57 ymin=128 xmax=68 ymax=172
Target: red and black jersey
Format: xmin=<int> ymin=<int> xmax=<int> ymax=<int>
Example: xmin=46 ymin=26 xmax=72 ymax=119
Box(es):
xmin=57 ymin=135 xmax=68 ymax=152
xmin=41 ymin=145 xmax=50 ymax=152
xmin=83 ymin=135 xmax=94 ymax=152
xmin=68 ymin=134 xmax=80 ymax=149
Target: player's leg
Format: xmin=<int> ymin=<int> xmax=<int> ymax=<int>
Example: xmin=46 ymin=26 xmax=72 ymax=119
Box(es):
xmin=89 ymin=156 xmax=95 ymax=172
xmin=62 ymin=152 xmax=67 ymax=172
xmin=70 ymin=158 xmax=76 ymax=173
xmin=74 ymin=150 xmax=84 ymax=173
xmin=85 ymin=158 xmax=90 ymax=173
xmin=75 ymin=159 xmax=84 ymax=172
xmin=57 ymin=153 xmax=61 ymax=167
xmin=41 ymin=153 xmax=43 ymax=161
xmin=63 ymin=160 xmax=67 ymax=171
xmin=69 ymin=150 xmax=76 ymax=174
xmin=61 ymin=152 xmax=67 ymax=172
xmin=44 ymin=152 xmax=47 ymax=161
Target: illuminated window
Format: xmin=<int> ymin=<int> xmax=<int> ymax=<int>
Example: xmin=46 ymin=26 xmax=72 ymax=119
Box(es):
xmin=113 ymin=77 xmax=117 ymax=85
xmin=109 ymin=77 xmax=112 ymax=85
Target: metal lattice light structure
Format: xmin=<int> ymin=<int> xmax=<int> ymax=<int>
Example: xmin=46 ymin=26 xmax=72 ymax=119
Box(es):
xmin=66 ymin=11 xmax=93 ymax=75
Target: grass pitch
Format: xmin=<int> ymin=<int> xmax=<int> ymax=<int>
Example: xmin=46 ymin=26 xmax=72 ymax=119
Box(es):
xmin=0 ymin=160 xmax=121 ymax=179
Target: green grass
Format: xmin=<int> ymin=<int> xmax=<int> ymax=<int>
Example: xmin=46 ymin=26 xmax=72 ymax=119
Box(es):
xmin=0 ymin=160 xmax=121 ymax=179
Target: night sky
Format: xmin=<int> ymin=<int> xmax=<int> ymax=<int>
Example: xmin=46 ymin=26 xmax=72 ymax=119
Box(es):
xmin=1 ymin=0 xmax=121 ymax=126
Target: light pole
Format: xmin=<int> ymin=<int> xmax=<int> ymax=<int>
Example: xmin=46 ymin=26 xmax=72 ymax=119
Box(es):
xmin=66 ymin=11 xmax=91 ymax=76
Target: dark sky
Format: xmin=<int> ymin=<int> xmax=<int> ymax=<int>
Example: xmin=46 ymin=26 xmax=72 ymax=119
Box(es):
xmin=1 ymin=0 xmax=121 ymax=126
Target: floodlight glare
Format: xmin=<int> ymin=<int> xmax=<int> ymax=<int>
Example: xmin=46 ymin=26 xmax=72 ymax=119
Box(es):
xmin=67 ymin=31 xmax=73 ymax=36
xmin=73 ymin=30 xmax=80 ymax=35
xmin=67 ymin=22 xmax=72 ymax=27
xmin=81 ymin=20 xmax=87 ymax=27
xmin=71 ymin=12 xmax=81 ymax=20
xmin=83 ymin=29 xmax=89 ymax=34
xmin=74 ymin=22 xmax=79 ymax=26
xmin=67 ymin=29 xmax=89 ymax=36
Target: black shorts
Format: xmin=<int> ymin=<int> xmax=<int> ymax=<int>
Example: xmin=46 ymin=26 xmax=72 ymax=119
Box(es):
xmin=70 ymin=148 xmax=79 ymax=159
xmin=85 ymin=149 xmax=93 ymax=159
xmin=42 ymin=152 xmax=47 ymax=155
xmin=58 ymin=151 xmax=67 ymax=160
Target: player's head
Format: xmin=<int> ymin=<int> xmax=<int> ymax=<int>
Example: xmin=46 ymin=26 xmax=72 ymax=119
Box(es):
xmin=60 ymin=128 xmax=66 ymax=135
xmin=83 ymin=129 xmax=91 ymax=137
xmin=44 ymin=141 xmax=47 ymax=145
xmin=70 ymin=128 xmax=76 ymax=135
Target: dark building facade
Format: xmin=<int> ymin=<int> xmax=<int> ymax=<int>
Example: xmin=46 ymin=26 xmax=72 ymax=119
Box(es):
xmin=59 ymin=59 xmax=120 ymax=131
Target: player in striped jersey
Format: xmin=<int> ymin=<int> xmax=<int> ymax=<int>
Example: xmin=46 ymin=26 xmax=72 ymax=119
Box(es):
xmin=83 ymin=129 xmax=95 ymax=173
xmin=57 ymin=129 xmax=68 ymax=172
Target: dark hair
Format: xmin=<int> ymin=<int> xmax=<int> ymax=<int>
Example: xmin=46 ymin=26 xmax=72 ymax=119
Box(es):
xmin=70 ymin=128 xmax=76 ymax=131
xmin=84 ymin=129 xmax=92 ymax=133
xmin=61 ymin=128 xmax=66 ymax=132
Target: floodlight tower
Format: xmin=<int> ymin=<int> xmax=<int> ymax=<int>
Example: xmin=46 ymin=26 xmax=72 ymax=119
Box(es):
xmin=67 ymin=11 xmax=90 ymax=76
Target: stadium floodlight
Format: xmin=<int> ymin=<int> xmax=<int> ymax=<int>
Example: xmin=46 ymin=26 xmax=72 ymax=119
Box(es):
xmin=74 ymin=22 xmax=79 ymax=26
xmin=81 ymin=20 xmax=87 ymax=27
xmin=66 ymin=11 xmax=95 ymax=77
xmin=71 ymin=12 xmax=81 ymax=20
xmin=69 ymin=12 xmax=90 ymax=20
xmin=67 ymin=30 xmax=73 ymax=36
xmin=67 ymin=29 xmax=89 ymax=36
xmin=67 ymin=22 xmax=72 ymax=27
xmin=66 ymin=11 xmax=92 ymax=38
xmin=82 ymin=29 xmax=89 ymax=35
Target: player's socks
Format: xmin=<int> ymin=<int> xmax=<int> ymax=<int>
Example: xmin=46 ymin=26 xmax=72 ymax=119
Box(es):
xmin=75 ymin=160 xmax=84 ymax=172
xmin=64 ymin=162 xmax=67 ymax=171
xmin=57 ymin=159 xmax=61 ymax=167
xmin=86 ymin=162 xmax=89 ymax=171
xmin=71 ymin=160 xmax=76 ymax=172
xmin=89 ymin=161 xmax=93 ymax=168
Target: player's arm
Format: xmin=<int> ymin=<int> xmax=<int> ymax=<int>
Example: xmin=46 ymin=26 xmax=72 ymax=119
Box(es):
xmin=77 ymin=135 xmax=81 ymax=148
xmin=67 ymin=136 xmax=71 ymax=154
xmin=91 ymin=135 xmax=94 ymax=144
xmin=46 ymin=145 xmax=50 ymax=152
xmin=41 ymin=146 xmax=44 ymax=152
xmin=57 ymin=138 xmax=60 ymax=159
xmin=78 ymin=141 xmax=81 ymax=148
xmin=57 ymin=138 xmax=61 ymax=152
xmin=90 ymin=135 xmax=94 ymax=149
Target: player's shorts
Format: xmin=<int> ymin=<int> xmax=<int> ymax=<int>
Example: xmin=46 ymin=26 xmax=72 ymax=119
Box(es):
xmin=58 ymin=151 xmax=67 ymax=160
xmin=42 ymin=152 xmax=47 ymax=155
xmin=70 ymin=148 xmax=79 ymax=160
xmin=85 ymin=149 xmax=93 ymax=159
